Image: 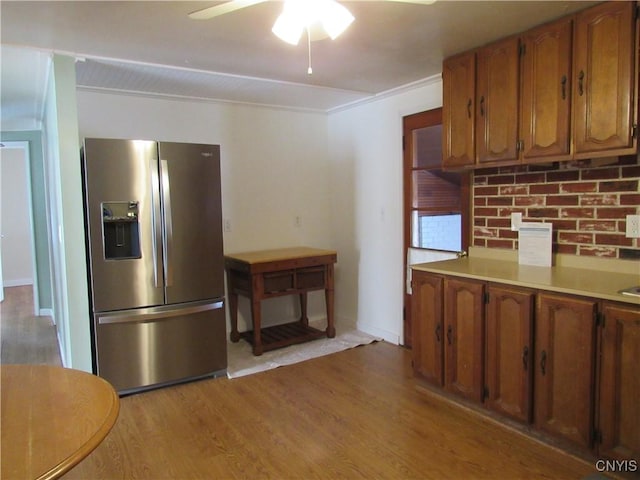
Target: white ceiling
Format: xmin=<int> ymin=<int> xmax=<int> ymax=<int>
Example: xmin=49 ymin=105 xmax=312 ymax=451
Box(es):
xmin=1 ymin=0 xmax=596 ymax=128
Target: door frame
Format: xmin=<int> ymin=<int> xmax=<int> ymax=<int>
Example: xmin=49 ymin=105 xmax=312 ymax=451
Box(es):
xmin=402 ymin=109 xmax=471 ymax=347
xmin=0 ymin=141 xmax=39 ymax=313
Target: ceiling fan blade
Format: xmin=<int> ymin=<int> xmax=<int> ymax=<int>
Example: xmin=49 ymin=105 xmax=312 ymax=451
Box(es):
xmin=188 ymin=0 xmax=268 ymax=20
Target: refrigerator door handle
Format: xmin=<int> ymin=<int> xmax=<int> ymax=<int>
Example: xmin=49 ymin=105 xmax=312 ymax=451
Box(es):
xmin=150 ymin=158 xmax=163 ymax=288
xmin=97 ymin=301 xmax=224 ymax=325
xmin=160 ymin=159 xmax=174 ymax=287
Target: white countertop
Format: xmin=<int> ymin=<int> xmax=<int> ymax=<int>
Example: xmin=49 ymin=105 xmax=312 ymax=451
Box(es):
xmin=412 ymin=256 xmax=640 ymax=305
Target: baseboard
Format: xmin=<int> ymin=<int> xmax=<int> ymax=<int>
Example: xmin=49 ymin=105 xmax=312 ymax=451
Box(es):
xmin=39 ymin=308 xmax=54 ymax=318
xmin=355 ymin=321 xmax=399 ymax=345
xmin=55 ymin=328 xmax=68 ymax=368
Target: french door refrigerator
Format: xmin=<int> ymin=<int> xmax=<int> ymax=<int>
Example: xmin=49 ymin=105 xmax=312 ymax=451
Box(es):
xmin=82 ymin=138 xmax=226 ymax=394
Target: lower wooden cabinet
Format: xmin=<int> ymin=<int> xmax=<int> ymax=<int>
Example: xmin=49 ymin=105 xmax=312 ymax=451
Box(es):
xmin=534 ymin=293 xmax=597 ymax=449
xmin=411 ymin=273 xmax=443 ymax=386
xmin=485 ymin=285 xmax=534 ymax=423
xmin=444 ymin=278 xmax=485 ymax=403
xmin=411 ymin=269 xmax=640 ymax=462
xmin=597 ymin=303 xmax=640 ymax=463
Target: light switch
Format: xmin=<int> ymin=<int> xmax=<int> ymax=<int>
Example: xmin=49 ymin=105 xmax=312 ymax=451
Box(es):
xmin=511 ymin=212 xmax=522 ymax=231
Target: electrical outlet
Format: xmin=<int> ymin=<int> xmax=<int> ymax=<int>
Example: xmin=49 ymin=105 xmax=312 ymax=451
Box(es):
xmin=224 ymin=219 xmax=232 ymax=233
xmin=626 ymin=214 xmax=640 ymax=238
xmin=294 ymin=216 xmax=302 ymax=228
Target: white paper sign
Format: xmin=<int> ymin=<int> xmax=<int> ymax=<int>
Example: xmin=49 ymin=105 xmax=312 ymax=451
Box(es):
xmin=518 ymin=222 xmax=552 ymax=267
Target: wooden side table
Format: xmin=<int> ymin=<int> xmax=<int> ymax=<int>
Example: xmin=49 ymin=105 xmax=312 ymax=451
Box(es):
xmin=225 ymin=246 xmax=337 ymax=356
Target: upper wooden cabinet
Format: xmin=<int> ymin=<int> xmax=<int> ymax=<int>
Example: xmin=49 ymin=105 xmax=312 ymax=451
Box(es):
xmin=520 ymin=17 xmax=573 ymax=162
xmin=441 ymin=1 xmax=638 ymax=169
xmin=573 ymin=1 xmax=638 ymax=158
xmin=442 ymin=51 xmax=476 ymax=168
xmin=442 ymin=38 xmax=521 ymax=168
xmin=476 ymin=37 xmax=520 ymax=165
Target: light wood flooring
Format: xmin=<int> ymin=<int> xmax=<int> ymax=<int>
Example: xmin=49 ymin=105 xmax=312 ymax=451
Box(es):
xmin=2 ymin=287 xmax=599 ymax=479
xmin=1 ymin=285 xmax=61 ymax=366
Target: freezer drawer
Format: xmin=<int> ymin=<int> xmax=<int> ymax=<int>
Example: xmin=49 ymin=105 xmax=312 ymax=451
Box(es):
xmin=94 ymin=300 xmax=227 ymax=394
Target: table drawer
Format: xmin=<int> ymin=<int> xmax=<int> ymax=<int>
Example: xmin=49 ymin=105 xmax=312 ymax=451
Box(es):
xmin=263 ymin=270 xmax=295 ymax=293
xmin=229 ymin=269 xmax=250 ymax=293
xmin=296 ymin=267 xmax=326 ymax=289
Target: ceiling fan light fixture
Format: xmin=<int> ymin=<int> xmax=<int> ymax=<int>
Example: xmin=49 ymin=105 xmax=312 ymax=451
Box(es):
xmin=272 ymin=0 xmax=354 ymax=45
xmin=272 ymin=10 xmax=304 ymax=45
xmin=320 ymin=0 xmax=354 ymax=40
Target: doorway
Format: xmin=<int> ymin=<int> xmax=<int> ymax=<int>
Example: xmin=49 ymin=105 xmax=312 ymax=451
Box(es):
xmin=0 ymin=142 xmax=38 ymax=312
xmin=402 ymin=109 xmax=470 ymax=347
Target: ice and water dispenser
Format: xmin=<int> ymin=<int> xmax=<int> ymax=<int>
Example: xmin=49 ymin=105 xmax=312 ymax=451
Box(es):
xmin=101 ymin=201 xmax=141 ymax=259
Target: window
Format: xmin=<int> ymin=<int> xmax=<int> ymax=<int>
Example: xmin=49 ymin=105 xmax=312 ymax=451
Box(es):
xmin=414 ymin=212 xmax=462 ymax=251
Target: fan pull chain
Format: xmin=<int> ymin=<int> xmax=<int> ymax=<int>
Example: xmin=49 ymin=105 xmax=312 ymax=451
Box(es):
xmin=307 ymin=26 xmax=313 ymax=75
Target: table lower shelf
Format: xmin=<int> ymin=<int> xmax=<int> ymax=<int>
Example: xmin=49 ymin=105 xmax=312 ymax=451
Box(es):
xmin=239 ymin=321 xmax=328 ymax=353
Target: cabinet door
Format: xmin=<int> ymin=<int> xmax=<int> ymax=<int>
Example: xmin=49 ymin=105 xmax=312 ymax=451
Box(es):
xmin=442 ymin=51 xmax=476 ymax=168
xmin=598 ymin=303 xmax=640 ymax=463
xmin=485 ymin=285 xmax=534 ymax=424
xmin=573 ymin=1 xmax=637 ymax=158
xmin=535 ymin=293 xmax=597 ymax=449
xmin=476 ymin=36 xmax=520 ymax=165
xmin=444 ymin=278 xmax=484 ymax=403
xmin=411 ymin=272 xmax=444 ymax=386
xmin=520 ymin=17 xmax=573 ymax=163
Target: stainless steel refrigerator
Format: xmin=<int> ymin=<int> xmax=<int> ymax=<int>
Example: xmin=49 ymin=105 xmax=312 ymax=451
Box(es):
xmin=82 ymin=138 xmax=226 ymax=394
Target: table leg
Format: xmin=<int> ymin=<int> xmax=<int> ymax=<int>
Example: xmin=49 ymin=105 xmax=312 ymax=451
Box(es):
xmin=299 ymin=293 xmax=309 ymax=326
xmin=229 ymin=291 xmax=240 ymax=343
xmin=250 ymin=296 xmax=263 ymax=356
xmin=325 ymin=264 xmax=336 ymax=338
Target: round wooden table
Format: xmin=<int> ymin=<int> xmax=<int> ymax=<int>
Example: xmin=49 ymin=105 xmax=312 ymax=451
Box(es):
xmin=1 ymin=364 xmax=120 ymax=480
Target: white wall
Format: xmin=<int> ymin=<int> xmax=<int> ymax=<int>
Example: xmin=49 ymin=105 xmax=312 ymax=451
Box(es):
xmin=75 ymin=75 xmax=444 ymax=349
xmin=327 ymin=77 xmax=443 ymax=343
xmin=0 ymin=147 xmax=34 ymax=286
xmin=43 ymin=55 xmax=91 ymax=371
xmin=76 ymin=91 xmax=333 ymax=333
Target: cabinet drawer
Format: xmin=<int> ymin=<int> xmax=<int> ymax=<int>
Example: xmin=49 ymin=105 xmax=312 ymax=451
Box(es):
xmin=296 ymin=267 xmax=326 ymax=289
xmin=263 ymin=271 xmax=295 ymax=293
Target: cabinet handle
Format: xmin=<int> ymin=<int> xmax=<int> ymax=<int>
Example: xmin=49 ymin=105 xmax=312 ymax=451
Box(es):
xmin=561 ymin=75 xmax=567 ymax=100
xmin=540 ymin=350 xmax=547 ymax=376
xmin=435 ymin=323 xmax=441 ymax=342
xmin=479 ymin=96 xmax=485 ymax=117
xmin=522 ymin=346 xmax=529 ymax=370
xmin=578 ymin=71 xmax=584 ymax=96
xmin=467 ymin=99 xmax=472 ymax=119
xmin=446 ymin=325 xmax=453 ymax=345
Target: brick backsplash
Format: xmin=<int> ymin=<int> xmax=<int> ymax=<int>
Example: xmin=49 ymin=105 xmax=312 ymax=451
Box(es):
xmin=472 ymin=155 xmax=640 ymax=259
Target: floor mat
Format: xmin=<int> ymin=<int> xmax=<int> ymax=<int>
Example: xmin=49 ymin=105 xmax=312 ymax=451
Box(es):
xmin=226 ymin=322 xmax=381 ymax=378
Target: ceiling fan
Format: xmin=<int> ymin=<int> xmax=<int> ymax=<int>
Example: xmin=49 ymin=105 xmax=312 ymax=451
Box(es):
xmin=189 ymin=0 xmax=436 ymax=73
xmin=188 ymin=0 xmax=436 ymax=23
